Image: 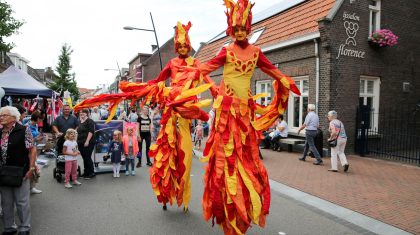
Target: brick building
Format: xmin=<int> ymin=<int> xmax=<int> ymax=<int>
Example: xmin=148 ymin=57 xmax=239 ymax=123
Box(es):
xmin=195 ymin=0 xmax=420 ymax=155
xmin=128 ymin=37 xmax=196 ymax=84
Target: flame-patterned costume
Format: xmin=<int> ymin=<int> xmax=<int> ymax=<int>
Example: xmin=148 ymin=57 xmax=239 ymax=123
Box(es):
xmin=74 ymin=22 xmax=217 ymax=211
xmin=147 ymin=22 xmax=217 ymax=211
xmin=199 ymin=1 xmax=301 ymax=234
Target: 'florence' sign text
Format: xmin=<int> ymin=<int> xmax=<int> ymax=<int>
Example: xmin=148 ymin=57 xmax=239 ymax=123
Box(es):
xmin=336 ymin=11 xmax=366 ymax=59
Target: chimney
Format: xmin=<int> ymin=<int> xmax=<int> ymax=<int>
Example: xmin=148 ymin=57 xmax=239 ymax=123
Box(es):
xmin=151 ymin=45 xmax=158 ymax=51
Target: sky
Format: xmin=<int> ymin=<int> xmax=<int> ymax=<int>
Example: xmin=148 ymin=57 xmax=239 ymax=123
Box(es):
xmin=6 ymin=0 xmax=283 ymax=90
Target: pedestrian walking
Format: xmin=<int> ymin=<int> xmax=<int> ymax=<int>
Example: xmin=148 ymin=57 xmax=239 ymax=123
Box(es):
xmin=151 ymin=106 xmax=161 ymax=141
xmin=298 ymin=104 xmax=323 ymax=165
xmin=127 ymin=108 xmax=138 ymax=123
xmin=327 ymin=110 xmax=349 ymax=172
xmin=194 ymin=120 xmax=203 ymax=150
xmin=25 ymin=113 xmax=43 ymax=194
xmin=122 ymin=126 xmax=138 ymax=176
xmin=62 ymin=129 xmax=82 ymax=188
xmin=137 ymin=106 xmax=152 ymax=167
xmin=90 ymin=107 xmax=101 ymax=121
xmin=108 ymin=130 xmax=123 ymax=178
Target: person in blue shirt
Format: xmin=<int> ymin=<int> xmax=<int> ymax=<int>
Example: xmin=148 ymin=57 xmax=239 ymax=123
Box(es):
xmin=298 ymin=104 xmax=323 ymax=165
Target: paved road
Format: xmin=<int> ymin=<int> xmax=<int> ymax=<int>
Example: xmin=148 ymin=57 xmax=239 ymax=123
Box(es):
xmin=2 ymin=155 xmax=374 ymax=235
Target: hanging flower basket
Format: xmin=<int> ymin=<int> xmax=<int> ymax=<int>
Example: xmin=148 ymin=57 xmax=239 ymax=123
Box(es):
xmin=368 ymin=29 xmax=398 ymax=48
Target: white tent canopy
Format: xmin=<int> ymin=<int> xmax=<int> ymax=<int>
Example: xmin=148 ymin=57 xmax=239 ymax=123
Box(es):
xmin=0 ymin=65 xmax=54 ymax=97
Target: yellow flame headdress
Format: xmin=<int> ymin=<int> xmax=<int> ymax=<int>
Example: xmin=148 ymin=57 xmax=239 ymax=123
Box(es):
xmin=174 ymin=21 xmax=192 ymax=53
xmin=224 ymin=0 xmax=254 ymax=36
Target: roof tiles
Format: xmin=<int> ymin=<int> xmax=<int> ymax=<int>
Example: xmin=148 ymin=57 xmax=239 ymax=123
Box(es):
xmin=196 ymin=0 xmax=335 ymax=63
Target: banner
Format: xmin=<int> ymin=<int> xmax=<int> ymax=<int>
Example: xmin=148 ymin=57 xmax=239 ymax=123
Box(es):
xmin=94 ymin=120 xmax=124 ymax=154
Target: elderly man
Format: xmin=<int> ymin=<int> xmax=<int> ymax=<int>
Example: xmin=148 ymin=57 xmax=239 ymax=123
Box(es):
xmin=52 ymin=104 xmax=79 ymax=155
xmin=0 ymin=106 xmax=36 ymax=235
xmin=297 ymin=104 xmax=323 ymax=165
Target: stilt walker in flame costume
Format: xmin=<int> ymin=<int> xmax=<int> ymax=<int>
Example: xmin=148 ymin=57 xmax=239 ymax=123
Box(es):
xmin=74 ymin=22 xmax=217 ymax=212
xmin=147 ymin=21 xmax=218 ymax=211
xmin=197 ymin=1 xmax=301 ymax=234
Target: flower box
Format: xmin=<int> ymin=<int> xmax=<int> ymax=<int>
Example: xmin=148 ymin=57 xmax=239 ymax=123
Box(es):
xmin=368 ymin=29 xmax=398 ymax=48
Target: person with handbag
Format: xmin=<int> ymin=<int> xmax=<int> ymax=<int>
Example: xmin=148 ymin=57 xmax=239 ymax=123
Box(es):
xmin=0 ymin=106 xmax=37 ymax=235
xmin=327 ymin=110 xmax=349 ymax=172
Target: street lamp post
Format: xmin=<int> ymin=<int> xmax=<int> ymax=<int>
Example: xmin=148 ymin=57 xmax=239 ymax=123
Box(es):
xmin=104 ymin=64 xmax=122 ymax=93
xmin=123 ymin=12 xmax=163 ymax=71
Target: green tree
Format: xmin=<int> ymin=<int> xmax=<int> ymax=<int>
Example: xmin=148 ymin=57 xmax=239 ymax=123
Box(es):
xmin=49 ymin=43 xmax=80 ymax=102
xmin=0 ymin=0 xmax=24 ymax=52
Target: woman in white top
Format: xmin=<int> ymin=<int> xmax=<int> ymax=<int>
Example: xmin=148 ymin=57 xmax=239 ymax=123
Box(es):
xmin=327 ymin=110 xmax=349 ymax=172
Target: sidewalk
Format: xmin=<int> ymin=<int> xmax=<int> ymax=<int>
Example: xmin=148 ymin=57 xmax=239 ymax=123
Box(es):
xmin=261 ymin=149 xmax=420 ymax=235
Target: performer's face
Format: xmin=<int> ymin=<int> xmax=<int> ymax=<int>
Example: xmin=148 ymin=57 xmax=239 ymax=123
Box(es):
xmin=177 ymin=43 xmax=189 ymax=56
xmin=233 ymin=26 xmax=247 ymax=41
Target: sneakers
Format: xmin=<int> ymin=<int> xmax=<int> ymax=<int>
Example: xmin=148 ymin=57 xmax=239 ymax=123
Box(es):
xmin=136 ymin=162 xmax=141 ymax=168
xmin=113 ymin=173 xmax=117 ymax=178
xmin=131 ymin=171 xmax=136 ymax=176
xmin=146 ymin=162 xmax=152 ymax=167
xmin=64 ymin=182 xmax=72 ymax=188
xmin=73 ymin=180 xmax=82 ymax=185
xmin=298 ymin=157 xmax=306 ymax=161
xmin=30 ymin=187 xmax=42 ymax=194
xmin=344 ymin=164 xmax=349 ymax=172
xmin=125 ymin=171 xmax=130 ymax=176
xmin=116 ymin=173 xmax=120 ymax=178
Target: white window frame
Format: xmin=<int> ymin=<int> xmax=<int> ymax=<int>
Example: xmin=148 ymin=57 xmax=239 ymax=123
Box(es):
xmin=248 ymin=28 xmax=265 ymax=44
xmin=287 ymin=76 xmax=309 ymax=133
xmin=359 ymin=76 xmax=381 ymax=130
xmin=255 ymin=80 xmax=272 ymax=106
xmin=369 ymin=0 xmax=381 ymax=36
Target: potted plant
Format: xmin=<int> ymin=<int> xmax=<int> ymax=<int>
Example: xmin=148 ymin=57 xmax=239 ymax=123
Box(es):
xmin=368 ymin=29 xmax=398 ymax=48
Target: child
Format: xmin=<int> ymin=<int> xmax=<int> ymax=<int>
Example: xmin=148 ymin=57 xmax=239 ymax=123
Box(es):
xmin=194 ymin=120 xmax=203 ymax=150
xmin=62 ymin=128 xmax=82 ymax=188
xmin=122 ymin=126 xmax=139 ymax=176
xmin=108 ymin=130 xmax=123 ymax=178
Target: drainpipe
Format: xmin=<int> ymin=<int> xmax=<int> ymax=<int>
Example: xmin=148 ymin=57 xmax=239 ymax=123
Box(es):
xmin=314 ymin=39 xmax=320 ymax=113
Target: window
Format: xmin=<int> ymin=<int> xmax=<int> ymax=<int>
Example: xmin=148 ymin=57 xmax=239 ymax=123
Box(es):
xmin=359 ymin=76 xmax=381 ymax=130
xmin=287 ymin=76 xmax=309 ymax=131
xmin=369 ymin=0 xmax=381 ymax=36
xmin=255 ymin=80 xmax=272 ymax=106
xmin=248 ymin=28 xmax=264 ymax=44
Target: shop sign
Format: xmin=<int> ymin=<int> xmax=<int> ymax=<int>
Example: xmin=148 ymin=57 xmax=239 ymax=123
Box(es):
xmin=336 ymin=11 xmax=366 ymax=59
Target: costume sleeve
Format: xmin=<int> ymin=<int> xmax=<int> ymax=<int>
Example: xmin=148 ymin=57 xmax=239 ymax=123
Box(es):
xmin=147 ymin=62 xmax=172 ymax=84
xmin=198 ymin=47 xmax=227 ymax=76
xmin=253 ymin=49 xmax=301 ymax=131
xmin=195 ymin=59 xmax=219 ymax=98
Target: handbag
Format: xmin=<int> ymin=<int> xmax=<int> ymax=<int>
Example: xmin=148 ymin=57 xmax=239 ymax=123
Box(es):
xmin=328 ymin=122 xmax=342 ymax=148
xmin=0 ymin=165 xmax=25 ymax=187
xmin=328 ymin=139 xmax=338 ymax=147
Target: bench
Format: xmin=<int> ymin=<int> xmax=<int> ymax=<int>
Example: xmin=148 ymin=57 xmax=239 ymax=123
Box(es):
xmin=279 ymin=138 xmax=305 ymax=152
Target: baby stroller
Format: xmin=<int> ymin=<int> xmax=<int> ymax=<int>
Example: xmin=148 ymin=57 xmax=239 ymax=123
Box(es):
xmin=53 ymin=155 xmax=82 ymax=183
xmin=52 ymin=136 xmax=82 ymax=183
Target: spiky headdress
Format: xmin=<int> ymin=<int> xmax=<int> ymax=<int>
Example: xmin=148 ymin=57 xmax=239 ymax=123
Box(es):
xmin=174 ymin=21 xmax=192 ymax=53
xmin=224 ymin=0 xmax=254 ymax=36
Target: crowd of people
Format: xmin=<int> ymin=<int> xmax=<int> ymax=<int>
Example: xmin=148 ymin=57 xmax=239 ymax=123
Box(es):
xmin=0 ymin=1 xmax=351 ymax=234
